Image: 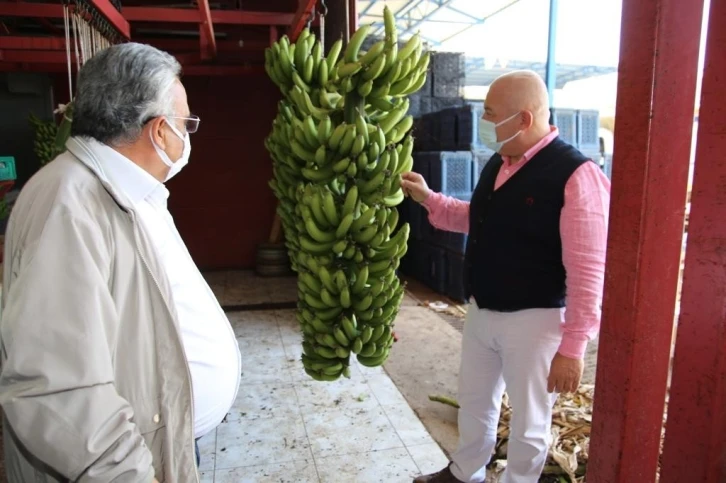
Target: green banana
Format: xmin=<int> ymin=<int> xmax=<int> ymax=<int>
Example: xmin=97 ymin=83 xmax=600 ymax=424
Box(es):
xmin=344 ymin=24 xmax=371 ymax=63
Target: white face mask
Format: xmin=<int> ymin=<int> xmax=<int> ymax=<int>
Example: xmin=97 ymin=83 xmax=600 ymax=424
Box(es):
xmin=150 ymin=119 xmax=191 ymax=182
xmin=478 ymin=112 xmax=522 ymax=153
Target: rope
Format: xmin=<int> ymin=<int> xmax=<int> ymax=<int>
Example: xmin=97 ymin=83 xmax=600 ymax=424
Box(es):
xmin=63 ymin=4 xmax=73 ymax=101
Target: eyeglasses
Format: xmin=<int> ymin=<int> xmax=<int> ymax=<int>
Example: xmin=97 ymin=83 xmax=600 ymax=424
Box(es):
xmin=168 ymin=115 xmax=200 ymax=134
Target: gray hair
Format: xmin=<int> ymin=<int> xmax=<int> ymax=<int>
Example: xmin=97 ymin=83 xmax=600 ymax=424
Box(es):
xmin=71 ymin=42 xmax=182 ymax=145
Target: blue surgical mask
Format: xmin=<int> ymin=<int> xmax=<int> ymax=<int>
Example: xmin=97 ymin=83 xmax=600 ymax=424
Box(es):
xmin=478 ymin=112 xmax=522 ymax=152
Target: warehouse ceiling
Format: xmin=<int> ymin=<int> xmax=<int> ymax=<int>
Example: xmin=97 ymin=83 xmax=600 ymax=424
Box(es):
xmin=0 ymin=0 xmax=616 ymax=85
xmin=358 ymin=0 xmax=618 ymax=87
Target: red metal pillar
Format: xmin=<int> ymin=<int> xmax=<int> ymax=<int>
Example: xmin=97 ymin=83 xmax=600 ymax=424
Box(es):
xmin=348 ymin=0 xmax=358 ymax=34
xmin=660 ymin=2 xmax=726 ymax=481
xmin=587 ymin=0 xmax=704 ymax=480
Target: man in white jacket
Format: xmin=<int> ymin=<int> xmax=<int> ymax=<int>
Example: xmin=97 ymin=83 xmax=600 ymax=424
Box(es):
xmin=0 ymin=42 xmax=240 ymax=482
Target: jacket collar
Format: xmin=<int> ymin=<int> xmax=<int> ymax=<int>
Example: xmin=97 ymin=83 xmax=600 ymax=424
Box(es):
xmin=66 ymin=136 xmax=167 ymax=209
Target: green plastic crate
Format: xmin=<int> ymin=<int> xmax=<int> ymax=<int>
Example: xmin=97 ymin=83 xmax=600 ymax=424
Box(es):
xmin=0 ymin=157 xmax=16 ymax=181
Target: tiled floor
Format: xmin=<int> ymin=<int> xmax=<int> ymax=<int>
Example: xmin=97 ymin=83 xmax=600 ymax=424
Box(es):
xmin=200 ymin=272 xmax=448 ymax=482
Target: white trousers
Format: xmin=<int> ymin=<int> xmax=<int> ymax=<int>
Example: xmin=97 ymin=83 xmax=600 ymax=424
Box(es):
xmin=450 ymin=305 xmax=563 ymax=483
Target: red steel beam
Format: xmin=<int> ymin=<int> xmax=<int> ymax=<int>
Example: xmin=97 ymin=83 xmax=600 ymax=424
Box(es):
xmin=197 ymin=0 xmax=217 ymax=60
xmin=586 ymin=0 xmax=704 ymax=480
xmin=0 ymin=2 xmax=129 ymax=39
xmin=87 ymin=0 xmax=130 ymax=39
xmin=0 ymin=36 xmax=269 ymax=54
xmin=289 ymin=0 xmax=317 ymax=41
xmin=0 ymin=50 xmax=71 ymax=63
xmin=122 ymin=7 xmax=294 ymax=26
xmin=0 ymin=3 xmax=63 ymax=18
xmin=660 ymin=1 xmax=726 ymax=481
xmin=0 ymin=36 xmax=65 ymax=50
xmin=0 ymin=61 xmax=265 ymax=76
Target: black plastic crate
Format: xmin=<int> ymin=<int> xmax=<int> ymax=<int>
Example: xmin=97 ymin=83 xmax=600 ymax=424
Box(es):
xmin=412 ymin=117 xmax=435 ymax=151
xmin=399 ymin=198 xmax=431 ymax=241
xmin=415 ymin=151 xmax=475 ymax=198
xmin=419 ymin=242 xmax=448 ymax=294
xmin=399 ymin=240 xmax=419 ymax=278
xmin=453 ymin=103 xmax=484 ymax=151
xmin=445 ymin=252 xmax=467 ymax=303
xmin=472 ymin=149 xmax=495 ymax=187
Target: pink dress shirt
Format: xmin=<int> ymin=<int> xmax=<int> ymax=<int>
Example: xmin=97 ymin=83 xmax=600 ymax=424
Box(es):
xmin=422 ymin=127 xmax=610 ymax=359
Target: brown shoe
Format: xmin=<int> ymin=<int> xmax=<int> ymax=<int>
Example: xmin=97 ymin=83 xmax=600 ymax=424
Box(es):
xmin=413 ymin=463 xmax=462 ymax=483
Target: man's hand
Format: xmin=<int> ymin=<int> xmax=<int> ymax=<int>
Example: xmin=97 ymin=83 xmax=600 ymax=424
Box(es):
xmin=547 ymin=352 xmax=584 ymax=394
xmin=400 ymin=172 xmax=432 ymax=203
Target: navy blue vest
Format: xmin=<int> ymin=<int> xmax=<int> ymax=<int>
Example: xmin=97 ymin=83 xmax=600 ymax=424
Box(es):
xmin=464 ymin=137 xmax=589 ymax=311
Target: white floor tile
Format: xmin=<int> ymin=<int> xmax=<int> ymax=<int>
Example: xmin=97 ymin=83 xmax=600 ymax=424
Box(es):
xmin=303 ymin=406 xmax=404 ymax=458
xmin=353 ymin=358 xmax=386 ymax=378
xmin=367 ymin=374 xmax=409 ymax=406
xmin=214 ymin=459 xmax=319 ymax=483
xmin=239 ymin=352 xmax=293 ymax=385
xmin=276 ymin=311 xmax=303 ymax=342
xmin=198 ymin=470 xmax=214 ymax=483
xmin=294 ymin=378 xmax=379 ymax=414
xmin=197 ymin=430 xmax=217 ymax=472
xmin=229 ymin=311 xmax=279 ymax=338
xmin=236 ymin=334 xmax=286 ymax=358
xmin=383 ymin=403 xmax=436 ymax=447
xmin=215 ymin=416 xmax=312 ymax=470
xmin=226 ymin=382 xmax=299 ymax=421
xmin=407 ymin=443 xmax=450 ymax=476
xmin=316 ymin=447 xmax=420 ymax=483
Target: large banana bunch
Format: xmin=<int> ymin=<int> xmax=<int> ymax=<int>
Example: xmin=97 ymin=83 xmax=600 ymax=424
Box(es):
xmin=264 ymin=6 xmax=426 ymax=382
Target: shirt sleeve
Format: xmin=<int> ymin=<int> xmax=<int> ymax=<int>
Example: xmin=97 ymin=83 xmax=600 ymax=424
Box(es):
xmin=559 ymin=162 xmax=611 ymax=359
xmin=421 ymin=192 xmax=471 ymax=234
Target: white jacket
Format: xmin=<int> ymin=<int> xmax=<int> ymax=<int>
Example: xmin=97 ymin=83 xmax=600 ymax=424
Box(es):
xmin=0 ymin=137 xmax=198 ymax=482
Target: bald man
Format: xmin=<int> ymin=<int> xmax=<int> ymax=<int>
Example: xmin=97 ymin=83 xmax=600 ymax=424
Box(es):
xmin=404 ymin=70 xmax=610 ymax=483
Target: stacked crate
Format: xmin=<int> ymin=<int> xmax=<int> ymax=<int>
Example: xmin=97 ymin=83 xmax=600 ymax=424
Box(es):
xmin=398 ymin=150 xmax=477 ymax=303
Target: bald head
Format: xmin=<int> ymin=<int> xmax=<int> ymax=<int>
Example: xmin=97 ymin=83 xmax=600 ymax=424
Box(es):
xmin=482 ymin=70 xmax=553 ymax=159
xmin=488 ymin=70 xmax=550 ymax=125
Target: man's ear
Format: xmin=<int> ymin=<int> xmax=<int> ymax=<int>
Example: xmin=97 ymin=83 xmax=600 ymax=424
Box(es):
xmin=520 ymin=110 xmax=535 ymax=130
xmin=149 ymin=117 xmax=168 ymax=150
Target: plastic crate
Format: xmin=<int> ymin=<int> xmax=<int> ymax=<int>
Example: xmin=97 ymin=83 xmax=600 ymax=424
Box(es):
xmin=472 ymin=149 xmax=495 ymax=187
xmin=577 ymin=110 xmax=600 ymax=151
xmin=416 ymin=151 xmax=475 ymax=198
xmin=445 ymin=252 xmax=467 ymax=303
xmin=0 ymin=157 xmax=17 ymax=182
xmin=602 ymin=154 xmax=613 ymax=179
xmin=399 ymin=198 xmax=429 ymax=241
xmin=454 ymin=103 xmax=484 ymax=151
xmin=420 ymin=242 xmax=448 ymax=294
xmin=399 ymin=240 xmax=418 ymax=277
xmin=551 ymin=108 xmax=577 ymax=146
xmin=412 ymin=117 xmax=435 ymax=152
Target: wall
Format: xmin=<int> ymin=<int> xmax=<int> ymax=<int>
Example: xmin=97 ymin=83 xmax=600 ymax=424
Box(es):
xmin=166 ymin=75 xmax=279 ymax=270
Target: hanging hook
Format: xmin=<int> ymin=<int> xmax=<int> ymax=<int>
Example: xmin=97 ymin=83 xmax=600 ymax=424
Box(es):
xmin=306 ymin=5 xmax=315 ymax=30
xmin=319 ymin=0 xmax=328 ymax=17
